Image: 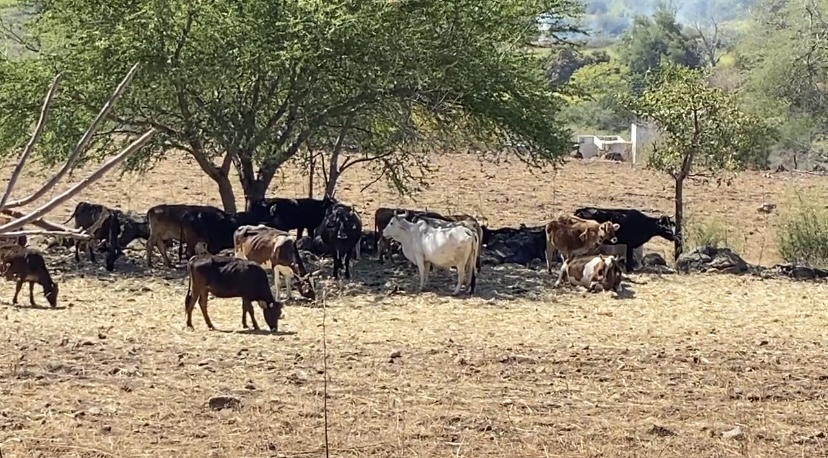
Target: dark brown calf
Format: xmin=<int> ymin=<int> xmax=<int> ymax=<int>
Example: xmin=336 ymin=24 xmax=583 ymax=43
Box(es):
xmin=0 ymin=245 xmax=59 ymax=307
xmin=185 ymin=254 xmax=282 ymax=331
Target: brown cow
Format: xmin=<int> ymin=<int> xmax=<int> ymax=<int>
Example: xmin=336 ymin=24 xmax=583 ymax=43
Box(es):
xmin=145 ymin=204 xmax=224 ymax=267
xmin=545 ymin=214 xmax=620 ymax=273
xmin=233 ymin=225 xmax=319 ymax=301
xmin=553 ymin=254 xmax=623 ymax=294
xmin=0 ymin=245 xmax=59 ymax=307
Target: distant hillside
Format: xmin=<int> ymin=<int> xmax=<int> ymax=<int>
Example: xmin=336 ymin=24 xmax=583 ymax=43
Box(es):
xmin=581 ymin=0 xmax=759 ymax=38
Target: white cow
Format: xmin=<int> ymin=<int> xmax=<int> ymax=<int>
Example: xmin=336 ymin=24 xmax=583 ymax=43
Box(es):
xmin=382 ymin=215 xmax=479 ymax=294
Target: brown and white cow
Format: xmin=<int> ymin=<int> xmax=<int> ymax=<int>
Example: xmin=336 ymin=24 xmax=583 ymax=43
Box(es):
xmin=545 ymin=214 xmax=620 ymax=273
xmin=233 ymin=225 xmax=319 ymax=301
xmin=553 ymin=254 xmax=623 ymax=294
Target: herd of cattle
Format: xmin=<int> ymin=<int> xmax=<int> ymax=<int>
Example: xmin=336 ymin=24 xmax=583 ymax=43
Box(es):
xmin=0 ymin=196 xmax=678 ymax=332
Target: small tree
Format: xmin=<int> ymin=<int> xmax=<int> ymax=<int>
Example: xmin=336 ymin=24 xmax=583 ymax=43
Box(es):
xmin=622 ymin=61 xmax=776 ymax=261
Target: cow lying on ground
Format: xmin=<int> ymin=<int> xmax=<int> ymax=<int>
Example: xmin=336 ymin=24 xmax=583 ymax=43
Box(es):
xmin=319 ymin=203 xmax=363 ymax=279
xmin=545 ymin=214 xmax=620 ymax=273
xmin=382 ymin=215 xmax=479 ymax=295
xmin=184 ymin=254 xmax=282 ymax=332
xmin=64 ymin=201 xmax=150 ymax=249
xmin=249 ymin=196 xmax=337 ymax=239
xmin=373 ymin=207 xmax=448 ymax=263
xmin=553 ymin=254 xmax=623 ymax=293
xmin=233 ymin=225 xmax=318 ymax=301
xmin=0 ymin=245 xmax=59 ymax=307
xmin=573 ymin=207 xmax=676 ymax=272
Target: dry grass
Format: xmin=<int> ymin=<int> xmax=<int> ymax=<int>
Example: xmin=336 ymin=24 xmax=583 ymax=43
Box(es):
xmin=1 ymin=152 xmax=828 ymax=457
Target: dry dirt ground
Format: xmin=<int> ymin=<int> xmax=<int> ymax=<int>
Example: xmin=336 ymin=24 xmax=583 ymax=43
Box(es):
xmin=1 ymin=152 xmax=827 ymax=457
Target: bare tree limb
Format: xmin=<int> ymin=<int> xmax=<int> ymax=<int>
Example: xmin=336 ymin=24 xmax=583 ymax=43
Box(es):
xmin=339 ymin=151 xmax=396 ymax=173
xmin=4 ymin=63 xmax=142 ymax=208
xmin=0 ymin=73 xmax=63 ymax=212
xmin=1 ymin=230 xmax=90 ymax=240
xmin=1 ymin=209 xmax=80 ymax=233
xmin=0 ymin=129 xmax=157 ymax=234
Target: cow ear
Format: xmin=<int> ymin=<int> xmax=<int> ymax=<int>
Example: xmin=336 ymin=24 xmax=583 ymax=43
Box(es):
xmin=612 ymin=223 xmax=620 ymax=230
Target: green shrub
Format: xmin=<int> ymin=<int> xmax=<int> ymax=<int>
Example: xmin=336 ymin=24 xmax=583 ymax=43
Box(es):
xmin=684 ymin=215 xmax=739 ymax=251
xmin=776 ymin=199 xmax=828 ymax=267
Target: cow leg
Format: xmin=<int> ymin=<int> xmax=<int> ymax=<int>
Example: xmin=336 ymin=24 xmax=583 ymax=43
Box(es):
xmin=377 ymin=236 xmax=386 ymax=263
xmin=453 ymin=263 xmax=466 ymax=295
xmin=273 ymin=269 xmax=283 ymax=302
xmin=553 ymin=264 xmax=568 ymax=289
xmin=12 ymin=279 xmax=23 ymax=304
xmin=157 ymin=239 xmax=174 ymax=268
xmin=74 ymin=242 xmax=82 ymax=263
xmin=184 ymin=291 xmax=198 ymax=329
xmin=28 ymin=282 xmax=37 ymax=307
xmin=545 ymin=240 xmax=556 ymax=274
xmin=332 ymin=252 xmax=341 ymax=280
xmin=197 ymin=293 xmax=215 ymax=330
xmin=242 ymin=298 xmax=260 ymax=330
xmin=344 ymin=249 xmax=352 ymax=279
xmin=284 ymin=271 xmax=293 ymax=300
xmin=625 ymin=245 xmax=636 ymax=272
xmin=415 ymin=255 xmax=427 ymax=292
xmin=88 ymin=241 xmax=97 ymax=263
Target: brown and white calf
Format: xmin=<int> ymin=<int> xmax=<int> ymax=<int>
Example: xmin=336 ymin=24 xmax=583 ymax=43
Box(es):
xmin=545 ymin=214 xmax=620 ymax=273
xmin=0 ymin=245 xmax=59 ymax=307
xmin=553 ymin=254 xmax=623 ymax=293
xmin=233 ymin=225 xmax=318 ymax=301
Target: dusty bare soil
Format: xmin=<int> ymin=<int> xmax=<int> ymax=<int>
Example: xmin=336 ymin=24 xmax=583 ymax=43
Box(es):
xmin=1 ymin=152 xmax=827 ymax=457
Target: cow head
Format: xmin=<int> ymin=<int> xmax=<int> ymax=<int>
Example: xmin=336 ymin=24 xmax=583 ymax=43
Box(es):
xmin=597 ymin=221 xmax=620 ymax=244
xmin=44 ymin=280 xmax=59 ymax=308
xmin=382 ymin=215 xmax=409 ymax=241
xmin=657 ymin=215 xmax=678 ymax=241
xmin=600 ymin=255 xmax=623 ymax=293
xmin=325 ymin=204 xmax=360 ymax=240
xmin=296 ymin=268 xmax=322 ymax=300
xmin=262 ymin=301 xmax=282 ymax=332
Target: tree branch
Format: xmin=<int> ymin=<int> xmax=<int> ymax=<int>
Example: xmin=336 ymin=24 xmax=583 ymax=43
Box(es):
xmin=5 ymin=63 xmax=142 ymax=208
xmin=339 ymin=151 xmax=396 ymax=173
xmin=1 ymin=209 xmax=80 ymax=233
xmin=0 ymin=129 xmax=157 ymax=234
xmin=0 ymin=73 xmax=62 ymax=212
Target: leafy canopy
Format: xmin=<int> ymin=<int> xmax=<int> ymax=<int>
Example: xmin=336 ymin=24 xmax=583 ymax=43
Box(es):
xmin=623 ymin=61 xmax=776 ymax=178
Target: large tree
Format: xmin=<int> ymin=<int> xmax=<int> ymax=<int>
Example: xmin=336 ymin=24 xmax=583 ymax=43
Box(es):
xmin=622 ymin=62 xmax=776 ymax=260
xmin=0 ymin=0 xmax=579 ymax=211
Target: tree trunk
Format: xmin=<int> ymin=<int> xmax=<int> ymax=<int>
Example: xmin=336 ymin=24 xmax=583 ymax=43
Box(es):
xmin=325 ymin=149 xmax=341 ymax=198
xmin=216 ymin=174 xmax=237 ymax=213
xmin=674 ymin=175 xmax=685 ymax=263
xmin=308 ymin=150 xmax=315 ymax=198
xmin=237 ymin=153 xmax=281 ymax=211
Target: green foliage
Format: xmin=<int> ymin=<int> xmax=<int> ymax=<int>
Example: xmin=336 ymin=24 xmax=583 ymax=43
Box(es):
xmin=623 ymin=61 xmax=777 ymax=177
xmin=546 ymin=47 xmax=610 ymax=86
xmin=684 ymin=214 xmax=741 ymax=251
xmin=0 ymin=0 xmax=579 ymax=208
xmin=559 ymin=61 xmax=633 ymax=133
xmin=618 ymin=7 xmax=702 ymax=80
xmin=776 ymin=194 xmax=828 ymax=268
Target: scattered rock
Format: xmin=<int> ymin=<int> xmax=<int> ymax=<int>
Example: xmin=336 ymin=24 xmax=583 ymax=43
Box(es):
xmin=498 ymin=354 xmax=538 ymax=364
xmin=642 ymin=252 xmax=667 ymax=267
xmin=676 ymin=246 xmax=749 ymax=275
xmin=757 ymin=202 xmax=776 ymax=214
xmin=601 ymin=151 xmax=624 ymax=162
xmin=454 ymin=355 xmax=468 ymax=365
xmin=101 ymin=424 xmax=112 ymax=433
xmin=207 ymin=395 xmax=241 ymax=411
xmin=389 ymin=349 xmax=402 ymax=359
xmin=722 ymin=426 xmax=744 ymax=440
xmin=288 ymin=369 xmax=309 ymax=384
xmin=648 ymin=425 xmax=676 ymax=437
xmin=197 ymin=358 xmax=216 ymax=367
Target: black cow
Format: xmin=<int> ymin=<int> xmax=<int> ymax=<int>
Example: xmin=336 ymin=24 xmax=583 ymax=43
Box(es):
xmin=64 ymin=201 xmax=150 ymax=249
xmin=573 ymin=207 xmax=677 ymax=272
xmin=78 ymin=209 xmax=122 ymax=271
xmin=182 ymin=210 xmax=264 ymax=255
xmin=318 ymin=203 xmax=362 ymax=279
xmin=185 ymin=254 xmax=282 ymax=332
xmin=249 ymin=196 xmax=336 ymax=239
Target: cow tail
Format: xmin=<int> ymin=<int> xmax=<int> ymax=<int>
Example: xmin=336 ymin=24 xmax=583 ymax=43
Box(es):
xmin=62 ymin=205 xmax=79 ymax=225
xmin=291 ymin=239 xmax=308 ymax=276
xmin=185 ymin=260 xmax=194 ymax=312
